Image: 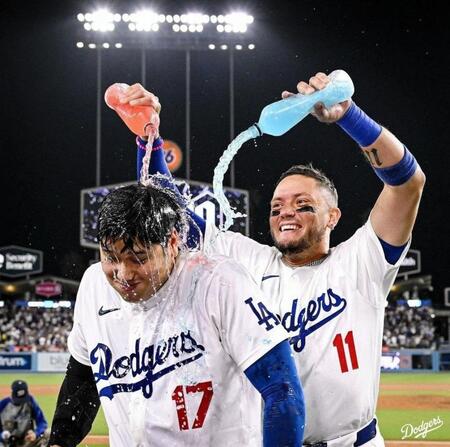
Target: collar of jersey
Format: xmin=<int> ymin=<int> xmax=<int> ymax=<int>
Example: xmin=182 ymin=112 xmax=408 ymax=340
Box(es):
xmin=279 ymin=249 xmax=332 ymax=269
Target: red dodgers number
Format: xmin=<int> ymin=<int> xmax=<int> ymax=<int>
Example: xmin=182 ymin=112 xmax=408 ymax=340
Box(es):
xmin=171 ymin=381 xmax=214 ymax=430
xmin=332 ymin=331 xmax=359 ymax=373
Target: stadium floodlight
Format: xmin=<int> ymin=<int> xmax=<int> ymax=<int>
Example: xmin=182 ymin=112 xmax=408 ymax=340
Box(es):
xmin=133 ymin=10 xmax=158 ymax=24
xmin=77 ymin=9 xmax=255 ymax=41
xmin=182 ymin=13 xmax=204 ymax=24
xmin=131 ymin=10 xmax=160 ymax=32
xmin=75 ymin=9 xmax=257 ymax=192
xmin=91 ymin=9 xmax=115 ymax=32
xmin=225 ymin=13 xmax=252 ymax=25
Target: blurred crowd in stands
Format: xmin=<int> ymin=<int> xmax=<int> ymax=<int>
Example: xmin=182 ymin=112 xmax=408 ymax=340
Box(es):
xmin=383 ymin=302 xmax=437 ymax=349
xmin=0 ymin=298 xmax=443 ymax=352
xmin=0 ymin=303 xmax=72 ymax=352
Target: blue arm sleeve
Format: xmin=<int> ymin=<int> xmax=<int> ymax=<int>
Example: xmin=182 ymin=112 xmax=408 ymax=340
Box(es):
xmin=30 ymin=396 xmax=48 ymax=436
xmin=244 ymin=340 xmax=305 ymax=447
xmin=378 ymin=237 xmax=408 ymax=265
xmin=137 ymin=139 xmax=206 ymax=247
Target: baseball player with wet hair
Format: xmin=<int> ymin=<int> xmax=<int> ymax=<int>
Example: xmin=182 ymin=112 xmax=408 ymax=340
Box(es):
xmin=131 ymin=68 xmax=425 ymax=446
xmin=49 ymin=183 xmax=305 ymax=447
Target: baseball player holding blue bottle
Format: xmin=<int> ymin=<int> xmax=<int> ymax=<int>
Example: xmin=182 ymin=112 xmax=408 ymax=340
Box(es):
xmin=131 ymin=69 xmax=425 ymax=446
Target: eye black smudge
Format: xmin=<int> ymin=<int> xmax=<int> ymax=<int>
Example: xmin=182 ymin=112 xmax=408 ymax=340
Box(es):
xmin=296 ymin=206 xmax=315 ymax=213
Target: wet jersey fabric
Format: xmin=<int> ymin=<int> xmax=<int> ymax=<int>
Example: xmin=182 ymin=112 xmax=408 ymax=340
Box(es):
xmin=68 ymin=252 xmax=288 ymax=447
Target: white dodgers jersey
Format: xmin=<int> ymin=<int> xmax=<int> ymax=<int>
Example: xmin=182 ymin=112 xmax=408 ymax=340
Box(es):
xmin=68 ymin=252 xmax=288 ymax=447
xmin=206 ymin=219 xmax=409 ymax=445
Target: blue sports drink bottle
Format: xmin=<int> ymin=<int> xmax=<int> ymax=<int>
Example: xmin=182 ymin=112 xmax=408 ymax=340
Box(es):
xmin=254 ymin=69 xmax=355 ymax=137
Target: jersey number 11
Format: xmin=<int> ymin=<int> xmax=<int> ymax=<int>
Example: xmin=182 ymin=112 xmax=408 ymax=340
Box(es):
xmin=333 ymin=330 xmax=359 ymax=373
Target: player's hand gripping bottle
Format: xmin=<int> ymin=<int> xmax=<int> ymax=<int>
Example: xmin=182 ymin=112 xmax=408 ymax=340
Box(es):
xmin=104 ymin=83 xmax=160 ymax=138
xmin=254 ymin=69 xmax=354 ymax=137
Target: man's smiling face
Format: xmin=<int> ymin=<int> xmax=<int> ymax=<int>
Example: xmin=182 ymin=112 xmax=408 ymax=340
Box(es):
xmin=269 ymin=175 xmax=335 ymax=256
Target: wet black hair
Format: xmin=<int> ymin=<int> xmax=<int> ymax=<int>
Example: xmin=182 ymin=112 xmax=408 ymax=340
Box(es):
xmin=276 ymin=164 xmax=338 ymax=207
xmin=97 ymin=183 xmax=186 ymax=252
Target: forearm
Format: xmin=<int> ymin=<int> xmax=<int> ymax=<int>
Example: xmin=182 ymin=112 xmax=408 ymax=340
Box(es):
xmin=337 ymin=102 xmax=425 ymax=245
xmin=137 ymin=136 xmax=171 ymax=179
xmin=136 ymin=136 xmax=206 ymax=247
xmin=245 ymin=341 xmax=305 ymax=447
xmin=49 ymin=356 xmax=100 ymax=447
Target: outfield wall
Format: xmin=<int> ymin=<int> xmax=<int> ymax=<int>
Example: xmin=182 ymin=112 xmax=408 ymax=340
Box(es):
xmin=1 ymin=349 xmax=449 ymax=373
xmin=0 ymin=352 xmax=70 ymax=372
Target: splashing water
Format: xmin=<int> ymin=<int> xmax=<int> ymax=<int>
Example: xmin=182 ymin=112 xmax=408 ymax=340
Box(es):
xmin=212 ymin=125 xmax=261 ymax=231
xmin=139 ymin=135 xmax=155 ymax=185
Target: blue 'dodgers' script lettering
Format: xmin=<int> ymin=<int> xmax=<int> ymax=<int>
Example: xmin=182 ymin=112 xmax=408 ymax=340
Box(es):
xmin=284 ymin=288 xmax=347 ymax=352
xmin=90 ymin=330 xmax=205 ymax=400
xmin=244 ymin=288 xmax=347 ymax=352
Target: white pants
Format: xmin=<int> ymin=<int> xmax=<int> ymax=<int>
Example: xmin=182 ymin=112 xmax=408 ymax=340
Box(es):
xmin=304 ymin=421 xmax=384 ymax=447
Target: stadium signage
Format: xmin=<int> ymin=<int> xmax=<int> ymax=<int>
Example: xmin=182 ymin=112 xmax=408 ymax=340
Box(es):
xmin=397 ymin=249 xmax=421 ymax=278
xmin=0 ymin=245 xmax=43 ymax=278
xmin=37 ymin=352 xmax=70 ymax=372
xmin=0 ymin=353 xmax=32 ymax=370
xmin=35 ymin=281 xmax=63 ymax=298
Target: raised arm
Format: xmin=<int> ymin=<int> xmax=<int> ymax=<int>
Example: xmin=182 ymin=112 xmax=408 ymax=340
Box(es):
xmin=114 ymin=83 xmax=206 ymax=247
xmin=286 ymin=72 xmax=425 ymax=247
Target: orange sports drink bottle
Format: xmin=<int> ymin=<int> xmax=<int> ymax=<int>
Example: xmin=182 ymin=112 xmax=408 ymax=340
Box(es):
xmin=104 ymin=83 xmax=159 ymax=137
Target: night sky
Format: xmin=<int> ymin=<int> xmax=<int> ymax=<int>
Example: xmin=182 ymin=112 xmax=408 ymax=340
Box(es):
xmin=1 ymin=1 xmax=449 ymax=303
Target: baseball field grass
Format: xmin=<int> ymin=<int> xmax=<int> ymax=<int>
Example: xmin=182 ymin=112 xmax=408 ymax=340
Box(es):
xmin=1 ymin=372 xmax=449 ymax=446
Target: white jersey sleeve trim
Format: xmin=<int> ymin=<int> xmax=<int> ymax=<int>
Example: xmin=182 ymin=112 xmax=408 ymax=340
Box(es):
xmin=366 ymin=214 xmax=411 ymax=269
xmin=238 ymin=337 xmax=288 ymax=373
